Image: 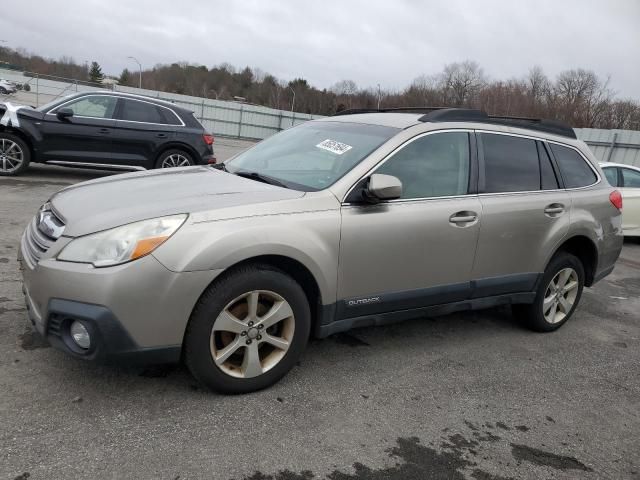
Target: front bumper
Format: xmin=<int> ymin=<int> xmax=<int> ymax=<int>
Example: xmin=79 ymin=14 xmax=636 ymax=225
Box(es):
xmin=19 ymin=237 xmax=221 ymax=365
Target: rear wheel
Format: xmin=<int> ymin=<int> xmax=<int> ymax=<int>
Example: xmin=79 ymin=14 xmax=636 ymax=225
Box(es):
xmin=513 ymin=252 xmax=585 ymax=332
xmin=155 ymin=149 xmax=194 ymax=169
xmin=0 ymin=133 xmax=30 ymax=176
xmin=184 ymin=265 xmax=310 ymax=394
xmin=0 ymin=87 xmax=7 ymax=94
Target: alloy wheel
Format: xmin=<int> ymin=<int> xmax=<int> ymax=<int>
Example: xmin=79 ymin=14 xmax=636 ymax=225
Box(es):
xmin=542 ymin=267 xmax=579 ymax=324
xmin=210 ymin=290 xmax=295 ymax=378
xmin=0 ymin=139 xmax=24 ymax=173
xmin=161 ymin=153 xmax=191 ymax=168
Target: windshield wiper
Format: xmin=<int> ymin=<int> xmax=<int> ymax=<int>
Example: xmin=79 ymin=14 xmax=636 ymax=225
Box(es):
xmin=211 ymin=162 xmax=229 ymax=172
xmin=234 ymin=170 xmax=289 ymax=189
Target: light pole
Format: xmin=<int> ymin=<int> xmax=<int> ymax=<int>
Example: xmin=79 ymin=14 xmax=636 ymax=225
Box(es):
xmin=377 ymin=83 xmax=381 ymax=109
xmin=289 ymin=86 xmax=296 ymax=126
xmin=127 ymin=56 xmax=142 ymax=89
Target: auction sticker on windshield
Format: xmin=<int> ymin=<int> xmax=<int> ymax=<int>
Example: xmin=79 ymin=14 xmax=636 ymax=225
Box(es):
xmin=316 ymin=139 xmax=353 ymax=155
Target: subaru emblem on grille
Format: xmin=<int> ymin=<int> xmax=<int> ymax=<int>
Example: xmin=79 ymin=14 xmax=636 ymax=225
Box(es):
xmin=37 ymin=205 xmax=65 ymax=239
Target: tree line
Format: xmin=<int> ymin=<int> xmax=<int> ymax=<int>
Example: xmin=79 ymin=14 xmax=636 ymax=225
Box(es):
xmin=2 ymin=46 xmax=639 ymax=130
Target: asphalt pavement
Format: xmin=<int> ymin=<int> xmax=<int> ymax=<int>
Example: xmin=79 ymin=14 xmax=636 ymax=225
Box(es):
xmin=1 ymin=147 xmax=639 ymax=479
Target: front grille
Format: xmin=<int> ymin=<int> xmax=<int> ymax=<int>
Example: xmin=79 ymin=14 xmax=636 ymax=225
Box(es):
xmin=21 ymin=207 xmax=65 ymax=268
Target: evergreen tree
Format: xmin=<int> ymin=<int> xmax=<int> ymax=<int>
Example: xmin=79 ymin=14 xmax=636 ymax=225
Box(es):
xmin=119 ymin=68 xmax=131 ymax=85
xmin=89 ymin=61 xmax=104 ymax=83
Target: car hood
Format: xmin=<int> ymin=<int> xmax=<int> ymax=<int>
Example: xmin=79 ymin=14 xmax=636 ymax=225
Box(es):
xmin=50 ymin=166 xmax=305 ymax=237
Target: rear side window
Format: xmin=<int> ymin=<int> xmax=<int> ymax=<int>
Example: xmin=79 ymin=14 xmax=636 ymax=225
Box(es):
xmin=376 ymin=132 xmax=470 ymax=199
xmin=622 ymin=168 xmax=640 ymax=188
xmin=120 ymin=99 xmax=166 ymax=124
xmin=160 ymin=109 xmax=182 ymax=126
xmin=603 ymin=167 xmax=619 ymax=187
xmin=549 ymin=144 xmax=597 ymax=188
xmin=482 ymin=133 xmax=540 ymax=193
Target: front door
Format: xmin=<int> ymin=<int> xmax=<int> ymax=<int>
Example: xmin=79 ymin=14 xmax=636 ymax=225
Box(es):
xmin=337 ymin=130 xmax=481 ymax=319
xmin=39 ymin=94 xmax=117 ymax=164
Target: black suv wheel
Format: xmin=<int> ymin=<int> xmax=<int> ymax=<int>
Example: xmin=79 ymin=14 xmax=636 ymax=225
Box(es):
xmin=0 ymin=133 xmax=30 ymax=176
xmin=156 ymin=149 xmax=194 ymax=168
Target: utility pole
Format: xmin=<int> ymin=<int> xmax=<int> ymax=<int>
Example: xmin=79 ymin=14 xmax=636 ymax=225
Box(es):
xmin=377 ymin=83 xmax=381 ymax=109
xmin=127 ymin=56 xmax=142 ymax=89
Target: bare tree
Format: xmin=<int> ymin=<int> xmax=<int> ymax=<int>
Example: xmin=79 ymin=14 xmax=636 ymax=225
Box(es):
xmin=440 ymin=61 xmax=486 ymax=106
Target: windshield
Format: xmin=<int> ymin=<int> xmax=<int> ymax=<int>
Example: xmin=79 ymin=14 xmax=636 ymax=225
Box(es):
xmin=226 ymin=121 xmax=399 ymax=191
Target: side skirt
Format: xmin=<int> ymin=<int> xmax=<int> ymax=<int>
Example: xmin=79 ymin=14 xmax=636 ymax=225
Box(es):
xmin=315 ymin=292 xmax=536 ymax=338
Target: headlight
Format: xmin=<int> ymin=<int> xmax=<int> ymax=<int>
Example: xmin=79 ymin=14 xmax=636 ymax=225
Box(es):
xmin=58 ymin=214 xmax=187 ymax=267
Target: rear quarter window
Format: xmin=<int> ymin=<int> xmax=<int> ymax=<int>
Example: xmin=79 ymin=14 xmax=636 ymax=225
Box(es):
xmin=549 ymin=144 xmax=597 ymax=188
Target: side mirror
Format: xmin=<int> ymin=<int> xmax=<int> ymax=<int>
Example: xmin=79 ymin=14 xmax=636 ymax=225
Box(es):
xmin=56 ymin=107 xmax=74 ymax=120
xmin=365 ymin=174 xmax=402 ymax=202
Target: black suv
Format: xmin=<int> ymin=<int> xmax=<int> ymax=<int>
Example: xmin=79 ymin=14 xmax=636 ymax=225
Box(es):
xmin=0 ymin=91 xmax=215 ymax=176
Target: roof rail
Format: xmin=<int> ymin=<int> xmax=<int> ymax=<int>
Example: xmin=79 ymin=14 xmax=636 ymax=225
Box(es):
xmin=333 ymin=107 xmax=448 ymax=116
xmin=333 ymin=107 xmax=576 ymax=139
xmin=418 ymin=108 xmax=576 ymax=139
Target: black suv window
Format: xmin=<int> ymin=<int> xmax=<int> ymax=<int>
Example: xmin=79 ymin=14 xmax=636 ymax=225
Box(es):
xmin=61 ymin=96 xmax=117 ymax=119
xmin=622 ymin=168 xmax=640 ymax=188
xmin=549 ymin=144 xmax=597 ymax=188
xmin=376 ymin=132 xmax=470 ymax=199
xmin=482 ymin=133 xmax=540 ymax=193
xmin=119 ymin=99 xmax=167 ymax=124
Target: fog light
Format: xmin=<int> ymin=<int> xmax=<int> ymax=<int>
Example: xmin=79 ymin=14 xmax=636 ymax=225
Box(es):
xmin=70 ymin=321 xmax=90 ymax=349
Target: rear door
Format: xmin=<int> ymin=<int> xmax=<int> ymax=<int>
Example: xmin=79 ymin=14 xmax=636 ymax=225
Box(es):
xmin=472 ymin=132 xmax=571 ymax=296
xmin=111 ymin=98 xmax=178 ymax=168
xmin=619 ymin=167 xmax=640 ymax=234
xmin=39 ymin=95 xmax=117 ymax=164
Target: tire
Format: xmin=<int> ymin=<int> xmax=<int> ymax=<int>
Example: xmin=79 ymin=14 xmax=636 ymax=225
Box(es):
xmin=0 ymin=133 xmax=30 ymax=176
xmin=513 ymin=252 xmax=585 ymax=332
xmin=155 ymin=149 xmax=194 ymax=169
xmin=0 ymin=87 xmax=7 ymax=94
xmin=184 ymin=265 xmax=311 ymax=394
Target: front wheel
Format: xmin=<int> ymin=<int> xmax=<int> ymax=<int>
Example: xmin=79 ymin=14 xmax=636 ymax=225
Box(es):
xmin=184 ymin=265 xmax=310 ymax=394
xmin=0 ymin=133 xmax=30 ymax=176
xmin=513 ymin=252 xmax=585 ymax=332
xmin=155 ymin=149 xmax=194 ymax=169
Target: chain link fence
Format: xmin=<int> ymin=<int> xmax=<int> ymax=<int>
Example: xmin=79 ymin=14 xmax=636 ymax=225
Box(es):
xmin=0 ymin=68 xmax=323 ymax=140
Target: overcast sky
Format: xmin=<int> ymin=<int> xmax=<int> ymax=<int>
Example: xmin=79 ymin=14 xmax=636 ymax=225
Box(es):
xmin=2 ymin=0 xmax=639 ymax=98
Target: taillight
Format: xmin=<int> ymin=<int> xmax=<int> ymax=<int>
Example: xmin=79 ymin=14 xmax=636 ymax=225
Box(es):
xmin=203 ymin=134 xmax=214 ymax=145
xmin=609 ymin=190 xmax=623 ymax=210
xmin=207 ymin=157 xmax=217 ymax=165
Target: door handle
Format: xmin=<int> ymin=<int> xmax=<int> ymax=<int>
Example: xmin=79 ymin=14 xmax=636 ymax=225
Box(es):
xmin=449 ymin=211 xmax=478 ymax=225
xmin=97 ymin=128 xmax=110 ymax=134
xmin=544 ymin=203 xmax=565 ymax=216
xmin=155 ymin=133 xmax=168 ymax=138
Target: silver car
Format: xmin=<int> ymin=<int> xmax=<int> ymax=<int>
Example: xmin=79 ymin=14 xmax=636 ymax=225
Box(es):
xmin=19 ymin=108 xmax=624 ymax=393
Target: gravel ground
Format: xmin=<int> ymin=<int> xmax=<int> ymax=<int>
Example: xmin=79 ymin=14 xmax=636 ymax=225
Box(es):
xmin=0 ymin=153 xmax=639 ymax=480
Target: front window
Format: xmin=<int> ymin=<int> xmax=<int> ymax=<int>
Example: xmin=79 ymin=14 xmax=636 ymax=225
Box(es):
xmin=56 ymin=95 xmax=117 ymax=119
xmin=226 ymin=121 xmax=399 ymax=191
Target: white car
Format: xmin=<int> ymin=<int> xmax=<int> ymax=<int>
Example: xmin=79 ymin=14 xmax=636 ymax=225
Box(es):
xmin=0 ymin=78 xmax=18 ymax=95
xmin=600 ymin=162 xmax=640 ymax=236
